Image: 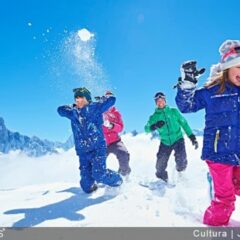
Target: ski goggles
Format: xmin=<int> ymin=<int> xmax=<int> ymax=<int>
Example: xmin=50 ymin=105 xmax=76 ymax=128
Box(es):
xmin=154 ymin=92 xmax=166 ymax=101
xmin=221 ymin=46 xmax=240 ymax=62
xmin=73 ymin=87 xmax=90 ymax=93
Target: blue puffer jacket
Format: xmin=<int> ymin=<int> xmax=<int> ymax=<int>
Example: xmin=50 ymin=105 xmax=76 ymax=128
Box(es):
xmin=176 ymin=83 xmax=240 ymax=165
xmin=58 ymin=96 xmax=116 ymax=154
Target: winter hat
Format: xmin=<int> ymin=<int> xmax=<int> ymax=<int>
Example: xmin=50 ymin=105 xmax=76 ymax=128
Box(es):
xmin=219 ymin=40 xmax=240 ymax=70
xmin=105 ymin=90 xmax=114 ymax=96
xmin=73 ymin=87 xmax=92 ymax=102
xmin=154 ymin=92 xmax=166 ymax=102
xmin=94 ymin=90 xmax=114 ymax=101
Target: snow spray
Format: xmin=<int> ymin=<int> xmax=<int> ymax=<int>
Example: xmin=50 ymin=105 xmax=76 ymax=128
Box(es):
xmin=61 ymin=28 xmax=111 ymax=96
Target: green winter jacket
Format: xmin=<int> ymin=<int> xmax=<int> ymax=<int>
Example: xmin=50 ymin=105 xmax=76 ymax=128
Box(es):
xmin=145 ymin=105 xmax=193 ymax=146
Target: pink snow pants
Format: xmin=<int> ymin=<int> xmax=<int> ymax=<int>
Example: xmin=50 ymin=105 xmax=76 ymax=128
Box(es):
xmin=203 ymin=160 xmax=240 ymax=226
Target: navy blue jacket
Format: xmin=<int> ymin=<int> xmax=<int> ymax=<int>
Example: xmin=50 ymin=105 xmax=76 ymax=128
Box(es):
xmin=176 ymin=83 xmax=240 ymax=165
xmin=58 ymin=96 xmax=116 ymax=154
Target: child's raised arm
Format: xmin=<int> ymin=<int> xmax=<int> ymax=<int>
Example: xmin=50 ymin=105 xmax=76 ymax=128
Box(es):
xmin=98 ymin=95 xmax=116 ymax=113
xmin=175 ymin=60 xmax=206 ymax=113
xmin=57 ymin=104 xmax=75 ymax=119
xmin=175 ymin=87 xmax=206 ymax=113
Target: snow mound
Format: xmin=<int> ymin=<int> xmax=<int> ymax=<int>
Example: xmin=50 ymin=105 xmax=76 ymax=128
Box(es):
xmin=1 ymin=134 xmax=240 ymax=227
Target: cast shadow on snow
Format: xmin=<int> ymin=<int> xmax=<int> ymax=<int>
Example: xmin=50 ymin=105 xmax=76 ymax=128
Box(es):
xmin=4 ymin=187 xmax=116 ymax=227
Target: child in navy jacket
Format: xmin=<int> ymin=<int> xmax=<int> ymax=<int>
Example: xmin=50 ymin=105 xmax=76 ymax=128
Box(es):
xmin=176 ymin=40 xmax=240 ymax=226
xmin=58 ymin=87 xmax=122 ymax=193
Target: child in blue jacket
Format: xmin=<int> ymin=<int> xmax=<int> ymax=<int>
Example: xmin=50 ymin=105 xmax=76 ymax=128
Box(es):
xmin=58 ymin=87 xmax=122 ymax=193
xmin=176 ymin=40 xmax=240 ymax=226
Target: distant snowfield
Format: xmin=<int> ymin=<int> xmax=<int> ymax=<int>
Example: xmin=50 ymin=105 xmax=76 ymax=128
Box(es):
xmin=0 ymin=133 xmax=240 ymax=227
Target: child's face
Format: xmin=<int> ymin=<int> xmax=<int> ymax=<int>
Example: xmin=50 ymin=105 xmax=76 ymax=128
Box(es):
xmin=228 ymin=65 xmax=240 ymax=86
xmin=75 ymin=96 xmax=88 ymax=108
xmin=156 ymin=98 xmax=166 ymax=109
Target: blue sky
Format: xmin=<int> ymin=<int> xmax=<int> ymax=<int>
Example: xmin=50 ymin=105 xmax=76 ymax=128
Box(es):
xmin=0 ymin=0 xmax=240 ymax=142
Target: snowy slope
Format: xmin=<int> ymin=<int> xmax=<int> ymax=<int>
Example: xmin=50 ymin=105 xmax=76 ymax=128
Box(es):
xmin=0 ymin=134 xmax=240 ymax=227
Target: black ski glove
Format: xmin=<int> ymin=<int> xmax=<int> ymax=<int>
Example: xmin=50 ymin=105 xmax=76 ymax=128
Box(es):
xmin=174 ymin=60 xmax=205 ymax=89
xmin=150 ymin=121 xmax=165 ymax=131
xmin=68 ymin=104 xmax=77 ymax=108
xmin=94 ymin=96 xmax=103 ymax=101
xmin=189 ymin=134 xmax=198 ymax=149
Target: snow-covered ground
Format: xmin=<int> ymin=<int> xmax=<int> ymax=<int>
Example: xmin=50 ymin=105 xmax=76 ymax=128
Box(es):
xmin=0 ymin=133 xmax=240 ymax=227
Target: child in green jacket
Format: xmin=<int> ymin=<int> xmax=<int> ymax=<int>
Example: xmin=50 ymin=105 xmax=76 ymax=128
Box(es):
xmin=145 ymin=92 xmax=198 ymax=182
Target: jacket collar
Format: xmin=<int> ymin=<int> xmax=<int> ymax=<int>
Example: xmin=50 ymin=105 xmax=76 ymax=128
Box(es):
xmin=155 ymin=105 xmax=169 ymax=113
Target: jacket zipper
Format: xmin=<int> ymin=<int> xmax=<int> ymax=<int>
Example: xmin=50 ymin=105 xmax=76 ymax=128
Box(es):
xmin=214 ymin=129 xmax=220 ymax=153
xmin=77 ymin=109 xmax=88 ymax=146
xmin=163 ymin=109 xmax=172 ymax=145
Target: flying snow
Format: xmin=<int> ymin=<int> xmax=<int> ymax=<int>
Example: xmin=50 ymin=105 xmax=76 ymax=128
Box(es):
xmin=77 ymin=28 xmax=94 ymax=42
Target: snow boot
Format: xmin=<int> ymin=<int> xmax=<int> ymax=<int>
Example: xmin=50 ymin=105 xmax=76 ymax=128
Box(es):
xmin=85 ymin=183 xmax=98 ymax=194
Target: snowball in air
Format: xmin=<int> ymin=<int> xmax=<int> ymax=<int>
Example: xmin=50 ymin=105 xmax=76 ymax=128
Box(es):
xmin=77 ymin=28 xmax=94 ymax=41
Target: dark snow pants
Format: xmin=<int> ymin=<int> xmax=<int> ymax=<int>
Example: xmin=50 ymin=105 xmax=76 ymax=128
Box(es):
xmin=107 ymin=140 xmax=131 ymax=176
xmin=78 ymin=147 xmax=122 ymax=193
xmin=155 ymin=138 xmax=187 ymax=181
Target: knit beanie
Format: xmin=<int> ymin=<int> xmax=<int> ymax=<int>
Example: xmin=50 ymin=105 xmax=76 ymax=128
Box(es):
xmin=73 ymin=87 xmax=92 ymax=102
xmin=219 ymin=40 xmax=240 ymax=70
